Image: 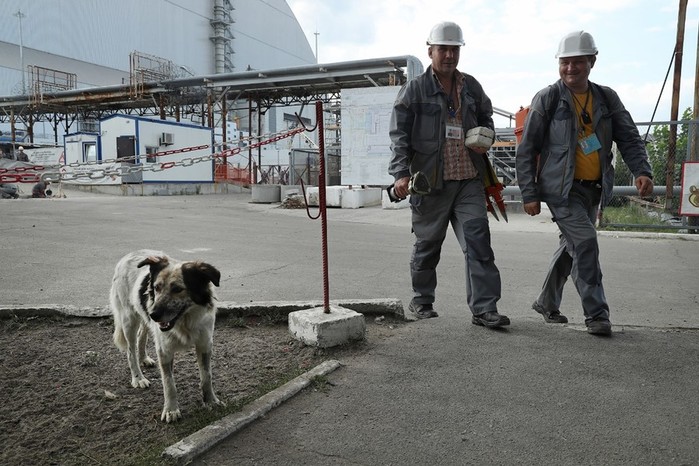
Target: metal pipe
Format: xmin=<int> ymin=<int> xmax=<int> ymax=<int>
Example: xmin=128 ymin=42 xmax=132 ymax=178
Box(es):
xmin=257 ymin=100 xmax=262 ymax=180
xmin=0 ymin=56 xmax=423 ymax=101
xmin=14 ymin=10 xmax=25 ymax=94
xmin=248 ymin=98 xmax=253 ymax=183
xmin=501 ymin=185 xmax=681 ymax=197
xmin=212 ymin=0 xmax=226 ymax=74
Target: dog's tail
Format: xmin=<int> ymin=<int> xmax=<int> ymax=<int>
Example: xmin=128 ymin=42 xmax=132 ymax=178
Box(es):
xmin=112 ymin=315 xmax=127 ymax=352
xmin=110 ymin=275 xmax=129 ymax=352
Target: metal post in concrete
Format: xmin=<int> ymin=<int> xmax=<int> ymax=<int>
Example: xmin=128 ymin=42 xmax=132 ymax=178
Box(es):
xmin=689 ymin=20 xmax=699 ymax=232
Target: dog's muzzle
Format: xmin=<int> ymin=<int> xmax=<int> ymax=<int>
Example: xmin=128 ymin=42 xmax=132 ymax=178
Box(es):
xmin=149 ymin=304 xmax=186 ymax=332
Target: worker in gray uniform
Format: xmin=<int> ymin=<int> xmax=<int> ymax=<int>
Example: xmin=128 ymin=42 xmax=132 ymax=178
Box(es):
xmin=388 ymin=21 xmax=510 ymax=328
xmin=516 ymin=31 xmax=653 ymax=335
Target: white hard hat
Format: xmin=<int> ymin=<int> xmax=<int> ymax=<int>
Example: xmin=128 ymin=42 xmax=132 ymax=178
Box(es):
xmin=426 ymin=21 xmax=465 ymax=46
xmin=556 ymin=30 xmax=598 ymax=58
xmin=18 ymin=146 xmax=24 ymax=150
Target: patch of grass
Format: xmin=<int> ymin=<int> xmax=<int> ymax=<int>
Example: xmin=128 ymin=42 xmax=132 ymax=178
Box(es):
xmin=220 ymin=316 xmax=249 ymax=328
xmin=0 ymin=314 xmax=60 ymax=331
xmin=129 ymin=366 xmax=315 ymax=466
xmin=599 ymin=205 xmax=671 ymax=233
xmin=80 ymin=350 xmax=101 ymax=367
xmin=310 ymin=374 xmax=332 ymax=393
xmin=217 ymin=311 xmax=289 ymax=329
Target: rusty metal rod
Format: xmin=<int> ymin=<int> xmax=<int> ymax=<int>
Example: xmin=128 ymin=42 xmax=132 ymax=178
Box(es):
xmin=315 ymin=101 xmax=330 ymax=313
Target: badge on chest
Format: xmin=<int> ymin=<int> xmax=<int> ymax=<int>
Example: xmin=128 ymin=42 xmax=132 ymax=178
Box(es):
xmin=446 ymin=125 xmax=463 ymax=140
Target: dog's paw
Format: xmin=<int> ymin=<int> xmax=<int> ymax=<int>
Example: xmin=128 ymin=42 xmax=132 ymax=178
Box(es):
xmin=142 ymin=356 xmax=156 ymax=367
xmin=204 ymin=396 xmax=226 ymax=409
xmin=161 ymin=408 xmax=182 ymax=423
xmin=131 ymin=376 xmax=150 ymax=389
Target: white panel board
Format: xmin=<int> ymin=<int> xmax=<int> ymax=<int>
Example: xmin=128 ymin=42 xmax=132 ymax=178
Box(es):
xmin=679 ymin=161 xmax=699 ymax=216
xmin=340 ymin=86 xmax=400 ymax=186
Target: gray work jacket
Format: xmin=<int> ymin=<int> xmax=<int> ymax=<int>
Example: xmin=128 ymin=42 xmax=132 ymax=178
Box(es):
xmin=388 ymin=65 xmax=494 ymax=191
xmin=516 ymin=79 xmax=652 ymax=207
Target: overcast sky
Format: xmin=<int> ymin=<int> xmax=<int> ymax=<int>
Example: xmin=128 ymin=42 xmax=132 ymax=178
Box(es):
xmin=287 ymin=0 xmax=699 ymax=128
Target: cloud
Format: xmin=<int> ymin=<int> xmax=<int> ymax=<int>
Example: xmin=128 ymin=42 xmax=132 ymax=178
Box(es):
xmin=287 ymin=0 xmax=697 ymax=124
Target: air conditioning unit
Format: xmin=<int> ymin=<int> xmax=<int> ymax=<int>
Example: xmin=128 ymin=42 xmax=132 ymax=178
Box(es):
xmin=160 ymin=132 xmax=174 ymax=146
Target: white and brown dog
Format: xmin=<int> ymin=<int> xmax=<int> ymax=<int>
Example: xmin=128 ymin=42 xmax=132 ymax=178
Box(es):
xmin=109 ymin=249 xmax=222 ymax=422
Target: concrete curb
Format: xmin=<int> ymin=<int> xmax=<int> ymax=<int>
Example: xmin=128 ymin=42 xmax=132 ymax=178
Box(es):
xmin=597 ymin=230 xmax=699 ymax=240
xmin=161 ymin=359 xmax=343 ymax=464
xmin=0 ymin=298 xmax=411 ymax=321
xmin=0 ymin=300 xmax=405 ymax=464
xmin=0 ymin=304 xmax=111 ymax=318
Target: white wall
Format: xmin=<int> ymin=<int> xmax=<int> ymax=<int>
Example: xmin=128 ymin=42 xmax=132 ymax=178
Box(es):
xmin=64 ymin=133 xmax=98 ymax=165
xmin=99 ymin=115 xmax=214 ymax=183
xmin=340 ymin=86 xmax=400 ymax=186
xmin=63 ymin=132 xmax=119 ymax=185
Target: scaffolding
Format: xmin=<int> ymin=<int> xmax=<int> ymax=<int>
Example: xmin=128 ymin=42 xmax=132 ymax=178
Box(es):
xmin=129 ymin=51 xmax=174 ymax=98
xmin=28 ymin=65 xmax=77 ymax=106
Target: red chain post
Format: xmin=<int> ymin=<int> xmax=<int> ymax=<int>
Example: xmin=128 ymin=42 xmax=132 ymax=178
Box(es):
xmin=315 ymin=101 xmax=330 ymax=313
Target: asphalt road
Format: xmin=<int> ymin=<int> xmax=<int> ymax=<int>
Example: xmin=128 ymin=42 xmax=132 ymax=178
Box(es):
xmin=2 ymin=188 xmax=698 ymax=465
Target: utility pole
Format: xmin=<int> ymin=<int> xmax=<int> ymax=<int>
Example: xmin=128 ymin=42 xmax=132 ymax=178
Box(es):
xmin=14 ymin=10 xmax=26 ymax=94
xmin=692 ymin=21 xmax=699 ymax=163
xmin=665 ymin=0 xmax=688 ymax=211
xmin=689 ymin=20 xmax=699 ymax=232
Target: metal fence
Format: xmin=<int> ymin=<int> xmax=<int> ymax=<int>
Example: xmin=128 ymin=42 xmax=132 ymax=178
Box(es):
xmin=601 ymin=118 xmax=698 ymax=233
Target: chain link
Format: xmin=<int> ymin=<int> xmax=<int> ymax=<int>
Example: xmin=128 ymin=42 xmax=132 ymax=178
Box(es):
xmin=2 ymin=127 xmax=306 ymax=183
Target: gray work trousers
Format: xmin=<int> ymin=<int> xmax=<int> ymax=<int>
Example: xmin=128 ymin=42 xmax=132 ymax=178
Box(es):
xmin=409 ymin=178 xmax=501 ymax=316
xmin=537 ymin=181 xmax=610 ymax=322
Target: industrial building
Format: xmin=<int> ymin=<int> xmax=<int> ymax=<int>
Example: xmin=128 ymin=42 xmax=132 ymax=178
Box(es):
xmin=0 ymin=0 xmax=316 ymax=143
xmin=0 ymin=0 xmax=515 ymax=197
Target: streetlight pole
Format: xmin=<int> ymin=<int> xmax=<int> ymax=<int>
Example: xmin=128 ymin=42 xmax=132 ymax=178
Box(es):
xmin=314 ymin=30 xmax=319 ymax=63
xmin=14 ymin=9 xmax=26 ymax=94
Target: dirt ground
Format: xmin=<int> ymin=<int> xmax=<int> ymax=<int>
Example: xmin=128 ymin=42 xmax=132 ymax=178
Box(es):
xmin=0 ymin=312 xmax=405 ymax=465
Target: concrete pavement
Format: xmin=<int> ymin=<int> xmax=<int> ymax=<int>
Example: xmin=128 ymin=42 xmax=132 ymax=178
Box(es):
xmin=1 ymin=188 xmax=698 ymax=465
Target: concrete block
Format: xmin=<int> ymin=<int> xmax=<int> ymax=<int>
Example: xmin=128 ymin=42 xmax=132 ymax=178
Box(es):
xmin=341 ymin=187 xmax=382 ymax=209
xmin=251 ymin=184 xmax=281 ymax=203
xmin=382 ymin=189 xmax=410 ymax=209
xmin=504 ymin=200 xmax=523 ymax=213
xmin=465 ymin=126 xmax=495 ymax=149
xmin=306 ymin=186 xmax=383 ymax=209
xmin=305 ymin=186 xmax=343 ymax=207
xmin=325 ymin=186 xmax=343 ymax=207
xmin=288 ymin=305 xmax=366 ymax=348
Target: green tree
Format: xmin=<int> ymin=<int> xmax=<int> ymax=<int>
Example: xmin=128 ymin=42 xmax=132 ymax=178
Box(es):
xmin=646 ymin=107 xmax=693 ymax=185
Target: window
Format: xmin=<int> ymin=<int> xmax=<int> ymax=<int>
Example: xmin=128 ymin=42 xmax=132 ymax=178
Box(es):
xmin=145 ymin=146 xmax=158 ymax=163
xmin=83 ymin=142 xmax=96 ymax=163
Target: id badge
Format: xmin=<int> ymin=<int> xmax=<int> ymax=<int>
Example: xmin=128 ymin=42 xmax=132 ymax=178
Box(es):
xmin=579 ymin=133 xmax=602 ymax=155
xmin=446 ymin=125 xmax=463 ymax=140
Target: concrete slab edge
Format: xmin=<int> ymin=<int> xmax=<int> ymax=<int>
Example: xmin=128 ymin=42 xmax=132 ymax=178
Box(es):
xmin=597 ymin=230 xmax=699 ymax=241
xmin=0 ymin=304 xmax=111 ymax=318
xmin=0 ymin=298 xmax=410 ymax=321
xmin=217 ymin=298 xmax=409 ymax=319
xmin=161 ymin=359 xmax=343 ymax=464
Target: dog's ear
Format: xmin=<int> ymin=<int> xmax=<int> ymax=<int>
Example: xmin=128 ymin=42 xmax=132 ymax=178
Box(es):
xmin=182 ymin=261 xmax=221 ymax=287
xmin=137 ymin=256 xmax=169 ymax=274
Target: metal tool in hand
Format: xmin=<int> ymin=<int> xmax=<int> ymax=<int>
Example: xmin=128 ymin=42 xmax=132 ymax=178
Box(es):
xmin=481 ymin=154 xmax=508 ymax=222
xmin=387 ymin=171 xmax=431 ymax=202
xmin=464 ymin=126 xmax=508 ymax=222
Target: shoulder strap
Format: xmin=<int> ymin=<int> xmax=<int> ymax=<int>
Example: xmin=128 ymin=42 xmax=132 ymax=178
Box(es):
xmin=546 ymin=84 xmax=560 ymax=121
xmin=590 ymin=82 xmax=611 ymax=108
xmin=545 ymin=82 xmax=610 ymax=122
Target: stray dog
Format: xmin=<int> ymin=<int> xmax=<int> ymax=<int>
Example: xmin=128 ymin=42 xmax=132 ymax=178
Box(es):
xmin=109 ymin=249 xmax=222 ymax=422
